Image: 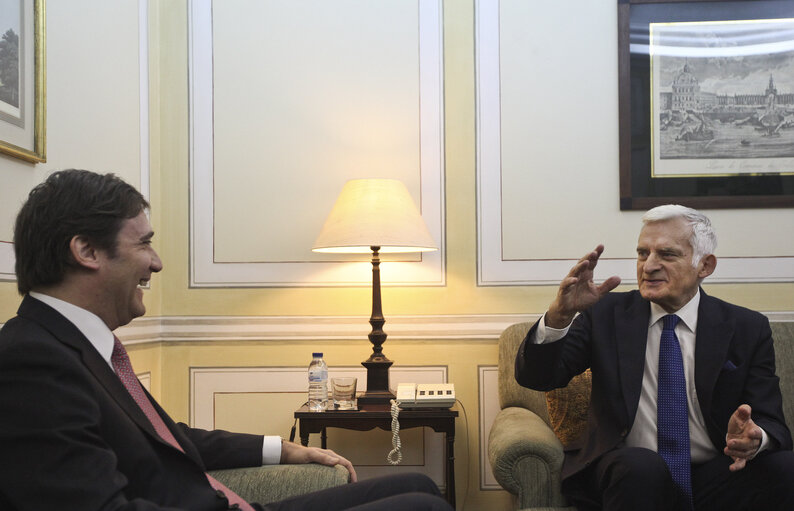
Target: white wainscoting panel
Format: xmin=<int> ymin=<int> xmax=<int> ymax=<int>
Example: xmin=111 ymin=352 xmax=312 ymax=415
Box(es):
xmin=188 ymin=0 xmax=445 ymax=287
xmin=479 ymin=365 xmax=501 ymax=490
xmin=474 ymin=0 xmax=794 ymax=286
xmin=138 ymin=371 xmax=151 ymax=392
xmin=190 ymin=365 xmax=449 ymax=487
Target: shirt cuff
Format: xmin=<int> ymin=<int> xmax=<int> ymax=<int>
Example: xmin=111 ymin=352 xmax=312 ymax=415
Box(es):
xmin=533 ymin=313 xmax=573 ymax=344
xmin=751 ymin=428 xmax=769 ymax=459
xmin=726 ymin=427 xmax=768 ymax=461
xmin=262 ymin=435 xmax=282 ymax=465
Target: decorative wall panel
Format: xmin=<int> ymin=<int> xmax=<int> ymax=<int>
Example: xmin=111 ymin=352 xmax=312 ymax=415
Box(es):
xmin=188 ymin=0 xmax=445 ymax=287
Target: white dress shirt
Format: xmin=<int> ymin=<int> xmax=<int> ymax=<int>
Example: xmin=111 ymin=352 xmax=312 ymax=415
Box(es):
xmin=29 ymin=292 xmax=282 ymax=465
xmin=533 ymin=290 xmax=767 ymax=463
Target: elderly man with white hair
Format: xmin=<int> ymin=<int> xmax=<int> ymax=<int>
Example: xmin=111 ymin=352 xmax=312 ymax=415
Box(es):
xmin=516 ymin=204 xmax=794 ymax=510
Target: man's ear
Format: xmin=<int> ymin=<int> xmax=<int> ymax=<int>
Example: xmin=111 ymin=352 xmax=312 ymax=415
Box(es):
xmin=698 ymin=254 xmax=717 ymax=279
xmin=69 ymin=235 xmax=101 ymax=270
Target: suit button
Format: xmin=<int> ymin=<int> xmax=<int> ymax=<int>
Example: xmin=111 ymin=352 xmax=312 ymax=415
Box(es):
xmin=620 ymin=429 xmax=628 ymax=437
xmin=216 ymin=489 xmax=226 ymax=499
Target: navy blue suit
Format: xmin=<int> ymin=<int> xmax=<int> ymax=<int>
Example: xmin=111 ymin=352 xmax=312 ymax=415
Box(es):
xmin=515 ymin=289 xmax=792 ymax=488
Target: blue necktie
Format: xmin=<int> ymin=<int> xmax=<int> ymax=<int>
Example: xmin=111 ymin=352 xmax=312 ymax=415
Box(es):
xmin=657 ymin=314 xmax=693 ymax=507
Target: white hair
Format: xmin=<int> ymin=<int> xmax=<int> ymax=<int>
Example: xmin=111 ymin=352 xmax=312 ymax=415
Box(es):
xmin=641 ymin=204 xmax=717 ymax=268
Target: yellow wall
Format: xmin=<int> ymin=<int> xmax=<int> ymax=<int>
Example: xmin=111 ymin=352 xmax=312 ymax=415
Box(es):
xmin=2 ymin=1 xmax=794 ymax=510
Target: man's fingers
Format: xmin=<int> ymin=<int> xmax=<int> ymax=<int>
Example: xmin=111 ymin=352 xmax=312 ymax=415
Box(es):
xmin=597 ymin=276 xmax=622 ymax=295
xmin=312 ymin=448 xmax=357 ymax=482
xmin=728 ymin=456 xmax=747 ymax=472
xmin=727 ymin=404 xmax=752 ymax=435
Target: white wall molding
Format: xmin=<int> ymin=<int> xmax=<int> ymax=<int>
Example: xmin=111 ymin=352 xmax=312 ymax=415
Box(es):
xmin=1 ymin=311 xmax=792 ymax=343
xmin=111 ymin=310 xmax=794 ymax=345
xmin=116 ymin=313 xmax=540 ymax=344
xmin=479 ymin=365 xmax=500 ymax=490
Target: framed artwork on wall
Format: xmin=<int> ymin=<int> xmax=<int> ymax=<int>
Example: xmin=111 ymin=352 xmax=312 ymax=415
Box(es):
xmin=618 ymin=0 xmax=794 ymax=209
xmin=0 ymin=0 xmax=45 ymax=163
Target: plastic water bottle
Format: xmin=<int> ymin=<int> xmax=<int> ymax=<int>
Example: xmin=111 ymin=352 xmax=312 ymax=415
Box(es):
xmin=308 ymin=352 xmax=328 ymax=412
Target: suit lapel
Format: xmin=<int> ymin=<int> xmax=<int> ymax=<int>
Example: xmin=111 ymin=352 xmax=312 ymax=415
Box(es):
xmin=694 ymin=291 xmax=733 ymax=424
xmin=17 ymin=296 xmax=194 ymax=459
xmin=615 ymin=293 xmax=651 ymax=425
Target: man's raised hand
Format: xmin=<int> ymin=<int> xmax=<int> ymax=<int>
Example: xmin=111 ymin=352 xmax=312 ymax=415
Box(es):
xmin=546 ymin=245 xmax=621 ymax=328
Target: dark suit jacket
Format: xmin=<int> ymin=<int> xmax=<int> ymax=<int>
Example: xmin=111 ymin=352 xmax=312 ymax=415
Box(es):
xmin=0 ymin=296 xmax=265 ymax=510
xmin=515 ymin=289 xmax=792 ymax=482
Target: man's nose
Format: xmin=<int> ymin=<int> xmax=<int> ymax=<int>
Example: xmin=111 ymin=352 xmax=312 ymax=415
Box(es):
xmin=151 ymin=250 xmax=163 ymax=272
xmin=644 ymin=252 xmax=662 ymax=270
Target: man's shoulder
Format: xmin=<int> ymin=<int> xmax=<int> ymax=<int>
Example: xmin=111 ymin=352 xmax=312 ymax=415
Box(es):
xmin=700 ymin=292 xmax=767 ymax=324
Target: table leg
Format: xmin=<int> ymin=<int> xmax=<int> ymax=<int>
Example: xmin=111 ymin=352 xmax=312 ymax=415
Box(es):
xmin=321 ymin=426 xmax=327 ymax=450
xmin=299 ymin=421 xmax=309 ymax=447
xmin=447 ymin=433 xmax=456 ymax=509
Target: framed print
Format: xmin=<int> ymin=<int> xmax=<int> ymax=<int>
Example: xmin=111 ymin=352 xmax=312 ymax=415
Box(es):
xmin=619 ymin=0 xmax=794 ymax=209
xmin=0 ymin=0 xmax=45 ymax=163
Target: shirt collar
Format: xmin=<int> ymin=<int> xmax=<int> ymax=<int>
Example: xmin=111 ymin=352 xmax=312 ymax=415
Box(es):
xmin=649 ymin=288 xmax=700 ymax=333
xmin=29 ymin=291 xmax=115 ymax=365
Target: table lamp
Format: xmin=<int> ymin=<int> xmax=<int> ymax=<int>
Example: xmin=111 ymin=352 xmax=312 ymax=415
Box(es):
xmin=313 ymin=178 xmax=437 ymax=404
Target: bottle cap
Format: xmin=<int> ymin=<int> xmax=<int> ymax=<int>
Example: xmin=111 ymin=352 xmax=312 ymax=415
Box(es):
xmin=312 ymin=352 xmax=323 ymax=357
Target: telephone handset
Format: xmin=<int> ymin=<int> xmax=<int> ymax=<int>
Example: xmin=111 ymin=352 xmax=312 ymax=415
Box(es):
xmin=388 ymin=383 xmax=455 ymax=465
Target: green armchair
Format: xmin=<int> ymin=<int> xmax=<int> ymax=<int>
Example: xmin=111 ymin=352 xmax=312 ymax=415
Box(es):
xmin=488 ymin=322 xmax=574 ymax=511
xmin=210 ymin=463 xmax=350 ymax=506
xmin=488 ymin=321 xmax=794 ymax=511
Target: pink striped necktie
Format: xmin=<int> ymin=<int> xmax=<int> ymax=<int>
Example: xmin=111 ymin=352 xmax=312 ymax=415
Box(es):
xmin=111 ymin=336 xmax=255 ymax=511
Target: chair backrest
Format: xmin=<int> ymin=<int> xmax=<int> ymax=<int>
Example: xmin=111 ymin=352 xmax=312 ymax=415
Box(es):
xmin=771 ymin=322 xmax=794 ymax=432
xmin=497 ymin=322 xmax=550 ymax=425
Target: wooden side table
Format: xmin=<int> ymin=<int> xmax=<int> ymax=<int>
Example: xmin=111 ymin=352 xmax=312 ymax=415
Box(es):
xmin=294 ymin=403 xmax=458 ymax=508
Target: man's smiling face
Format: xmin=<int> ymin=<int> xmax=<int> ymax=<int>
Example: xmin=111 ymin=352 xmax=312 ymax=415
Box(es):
xmin=636 ymin=217 xmax=706 ymax=313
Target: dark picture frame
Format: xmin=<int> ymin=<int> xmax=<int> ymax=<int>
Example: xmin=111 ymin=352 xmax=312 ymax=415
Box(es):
xmin=618 ymin=0 xmax=794 ymax=209
xmin=0 ymin=0 xmax=45 ymax=163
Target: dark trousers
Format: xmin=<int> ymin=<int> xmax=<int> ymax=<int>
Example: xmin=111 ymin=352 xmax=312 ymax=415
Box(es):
xmin=564 ymin=447 xmax=794 ymax=511
xmin=260 ymin=473 xmax=453 ymax=511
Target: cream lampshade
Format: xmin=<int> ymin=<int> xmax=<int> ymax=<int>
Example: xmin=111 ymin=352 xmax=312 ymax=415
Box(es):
xmin=313 ymin=178 xmax=437 ymax=404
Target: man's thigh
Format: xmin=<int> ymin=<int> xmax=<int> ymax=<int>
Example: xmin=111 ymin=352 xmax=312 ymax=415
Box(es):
xmin=693 ymin=450 xmax=794 ymax=511
xmin=262 ymin=473 xmax=447 ymax=511
xmin=562 ymin=447 xmax=682 ymax=511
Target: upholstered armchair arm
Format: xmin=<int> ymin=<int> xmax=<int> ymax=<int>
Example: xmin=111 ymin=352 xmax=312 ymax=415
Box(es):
xmin=488 ymin=406 xmax=572 ymax=510
xmin=209 ymin=464 xmax=350 ymax=505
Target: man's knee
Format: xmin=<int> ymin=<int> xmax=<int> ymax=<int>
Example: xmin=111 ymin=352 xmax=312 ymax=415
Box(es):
xmin=363 ymin=472 xmax=441 ymax=497
xmin=391 ymin=473 xmax=441 ymax=496
xmin=598 ymin=447 xmax=672 ymax=488
xmin=754 ymin=450 xmax=794 ymax=494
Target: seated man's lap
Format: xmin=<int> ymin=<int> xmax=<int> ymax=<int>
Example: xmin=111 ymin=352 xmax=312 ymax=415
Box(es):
xmin=262 ymin=473 xmax=451 ymax=511
xmin=563 ymin=447 xmax=682 ymax=511
xmin=693 ymin=450 xmax=794 ymax=511
xmin=564 ymin=447 xmax=794 ymax=511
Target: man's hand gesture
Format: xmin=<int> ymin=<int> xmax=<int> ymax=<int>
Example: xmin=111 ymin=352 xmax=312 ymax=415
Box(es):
xmin=281 ymin=441 xmax=358 ymax=482
xmin=725 ymin=404 xmax=763 ymax=472
xmin=546 ymin=245 xmax=621 ymax=328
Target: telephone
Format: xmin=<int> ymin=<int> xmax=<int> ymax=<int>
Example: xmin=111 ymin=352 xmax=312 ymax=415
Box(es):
xmin=395 ymin=383 xmax=456 ymax=409
xmin=388 ymin=383 xmax=456 ymax=466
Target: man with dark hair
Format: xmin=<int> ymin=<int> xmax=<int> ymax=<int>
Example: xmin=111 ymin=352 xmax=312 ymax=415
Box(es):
xmin=0 ymin=169 xmax=452 ymax=511
xmin=516 ymin=204 xmax=794 ymax=510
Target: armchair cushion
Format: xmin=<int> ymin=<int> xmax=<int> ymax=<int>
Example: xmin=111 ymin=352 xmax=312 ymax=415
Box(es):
xmin=209 ymin=464 xmax=350 ymax=505
xmin=545 ymin=369 xmax=591 ymax=449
